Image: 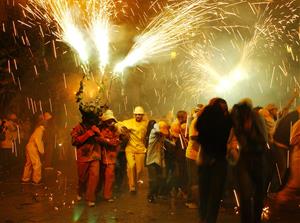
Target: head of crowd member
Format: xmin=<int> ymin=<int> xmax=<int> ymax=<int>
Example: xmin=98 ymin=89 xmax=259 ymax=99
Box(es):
xmin=208 ymin=97 xmax=229 ymax=116
xmin=253 ymin=106 xmax=263 ymax=113
xmin=177 ymin=110 xmax=187 ymax=124
xmin=193 ymin=104 xmax=204 ymax=118
xmin=157 ymin=121 xmax=169 ymax=137
xmin=37 ymin=112 xmax=53 ymax=127
xmin=265 ymin=103 xmax=278 ymax=121
xmin=133 ymin=106 xmax=145 ymax=122
xmin=101 ymin=110 xmax=117 ymax=127
xmin=80 ymin=107 xmax=99 ymax=127
xmin=7 ymin=113 xmax=17 ymax=121
xmin=231 ymin=99 xmax=253 ymax=133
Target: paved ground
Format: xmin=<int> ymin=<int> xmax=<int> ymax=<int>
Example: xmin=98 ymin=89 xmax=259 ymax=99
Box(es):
xmin=0 ymin=163 xmax=299 ymax=223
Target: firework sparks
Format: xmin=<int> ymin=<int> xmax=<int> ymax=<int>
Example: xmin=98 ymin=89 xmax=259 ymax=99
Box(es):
xmin=26 ymin=0 xmax=89 ymax=64
xmin=186 ymin=0 xmax=298 ymax=97
xmin=114 ymin=0 xmax=222 ymax=73
xmin=87 ymin=0 xmax=114 ymax=74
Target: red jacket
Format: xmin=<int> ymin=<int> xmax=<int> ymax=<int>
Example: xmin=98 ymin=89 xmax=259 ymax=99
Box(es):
xmin=98 ymin=126 xmax=120 ymax=164
xmin=71 ymin=123 xmax=101 ymax=162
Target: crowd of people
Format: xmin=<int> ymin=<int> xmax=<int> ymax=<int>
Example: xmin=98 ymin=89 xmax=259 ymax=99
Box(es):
xmin=1 ymin=93 xmax=300 ymax=223
xmin=69 ymin=93 xmax=300 ymax=223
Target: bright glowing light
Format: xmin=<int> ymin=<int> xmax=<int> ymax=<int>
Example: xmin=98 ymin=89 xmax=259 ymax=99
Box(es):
xmin=215 ymin=67 xmax=247 ymax=93
xmin=231 ymin=67 xmax=247 ymax=82
xmin=114 ymin=61 xmax=127 ymax=73
xmin=215 ymin=78 xmax=232 ymax=92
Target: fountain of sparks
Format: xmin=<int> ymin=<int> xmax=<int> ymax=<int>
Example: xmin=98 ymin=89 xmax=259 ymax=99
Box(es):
xmin=27 ymin=0 xmax=90 ymax=66
xmin=22 ymin=0 xmax=117 ymax=113
xmin=86 ymin=0 xmax=114 ymax=75
xmin=114 ymin=0 xmax=225 ymax=73
xmin=23 ymin=0 xmax=118 ymax=76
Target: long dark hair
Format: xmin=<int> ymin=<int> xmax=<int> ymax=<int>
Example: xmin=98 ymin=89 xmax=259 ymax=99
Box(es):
xmin=231 ymin=102 xmax=267 ymax=151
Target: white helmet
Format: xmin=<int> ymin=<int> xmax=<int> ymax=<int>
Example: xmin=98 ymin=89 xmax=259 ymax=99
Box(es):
xmin=133 ymin=106 xmax=145 ymax=115
xmin=101 ymin=110 xmax=117 ymax=122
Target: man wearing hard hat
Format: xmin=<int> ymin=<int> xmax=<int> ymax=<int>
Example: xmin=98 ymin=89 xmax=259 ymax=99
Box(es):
xmin=120 ymin=106 xmax=148 ymax=193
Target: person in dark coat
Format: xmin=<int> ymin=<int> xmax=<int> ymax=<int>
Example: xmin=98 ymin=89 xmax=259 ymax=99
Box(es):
xmin=231 ymin=99 xmax=268 ymax=223
xmin=272 ymin=108 xmax=300 ymax=190
xmin=196 ymin=98 xmax=232 ymax=223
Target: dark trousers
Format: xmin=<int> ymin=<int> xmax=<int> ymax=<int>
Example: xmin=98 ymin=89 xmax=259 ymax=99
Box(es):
xmin=198 ymin=157 xmax=227 ymax=223
xmin=175 ymin=147 xmax=188 ymax=192
xmin=270 ymin=145 xmax=288 ymax=192
xmin=236 ymin=153 xmax=267 ymax=223
xmin=147 ymin=163 xmax=163 ymax=198
xmin=114 ymin=151 xmax=126 ymax=192
xmin=0 ymin=149 xmax=14 ymax=177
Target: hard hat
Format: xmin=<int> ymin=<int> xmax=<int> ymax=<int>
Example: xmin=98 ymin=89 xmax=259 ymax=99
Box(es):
xmin=43 ymin=112 xmax=52 ymax=121
xmin=133 ymin=106 xmax=145 ymax=115
xmin=101 ymin=110 xmax=117 ymax=122
xmin=158 ymin=121 xmax=169 ymax=135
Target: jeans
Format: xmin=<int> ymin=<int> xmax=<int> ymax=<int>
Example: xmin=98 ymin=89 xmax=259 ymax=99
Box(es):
xmin=147 ymin=163 xmax=163 ymax=198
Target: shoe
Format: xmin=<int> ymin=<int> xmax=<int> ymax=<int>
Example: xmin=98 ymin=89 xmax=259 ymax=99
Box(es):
xmin=148 ymin=196 xmax=155 ymax=203
xmin=45 ymin=167 xmax=54 ymax=170
xmin=21 ymin=180 xmax=31 ymax=184
xmin=137 ymin=180 xmax=144 ymax=184
xmin=106 ymin=198 xmax=115 ymax=202
xmin=130 ymin=190 xmax=137 ymax=195
xmin=185 ymin=202 xmax=198 ymax=209
xmin=76 ymin=195 xmax=82 ymax=201
xmin=87 ymin=201 xmax=95 ymax=207
xmin=32 ymin=181 xmax=42 ymax=186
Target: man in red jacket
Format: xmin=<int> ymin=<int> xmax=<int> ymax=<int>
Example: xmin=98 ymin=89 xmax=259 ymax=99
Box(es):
xmin=71 ymin=109 xmax=102 ymax=207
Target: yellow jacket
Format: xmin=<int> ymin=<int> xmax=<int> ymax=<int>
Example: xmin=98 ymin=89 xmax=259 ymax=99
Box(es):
xmin=186 ymin=118 xmax=200 ymax=160
xmin=27 ymin=125 xmax=45 ymax=154
xmin=120 ymin=118 xmax=148 ymax=153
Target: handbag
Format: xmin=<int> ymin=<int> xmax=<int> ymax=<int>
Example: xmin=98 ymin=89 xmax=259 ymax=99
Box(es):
xmin=226 ymin=128 xmax=240 ymax=165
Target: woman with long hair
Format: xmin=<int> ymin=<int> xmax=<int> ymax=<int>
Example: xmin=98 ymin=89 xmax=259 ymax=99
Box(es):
xmin=231 ymin=99 xmax=268 ymax=223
